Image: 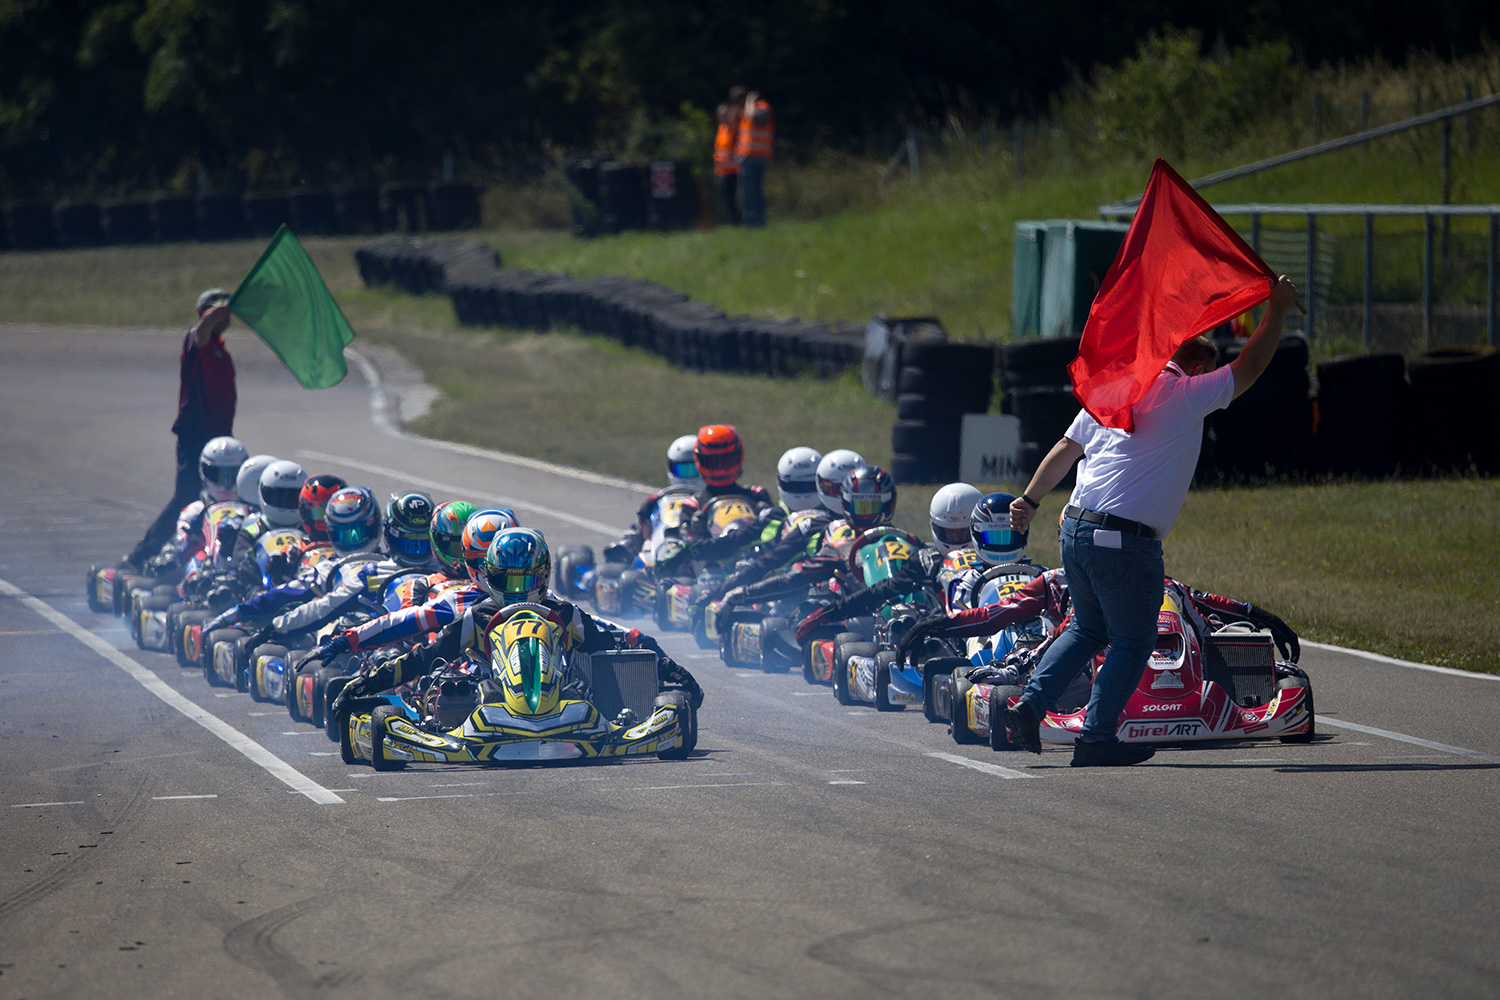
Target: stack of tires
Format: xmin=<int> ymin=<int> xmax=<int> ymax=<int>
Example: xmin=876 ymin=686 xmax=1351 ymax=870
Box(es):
xmin=1315 ymin=354 xmax=1410 ymax=477
xmin=379 ymin=181 xmax=427 ymax=232
xmin=333 ymin=186 xmax=380 ymax=234
xmin=890 ymin=339 xmax=997 ymax=484
xmin=52 ymin=202 xmax=104 ymax=246
xmin=288 ymin=189 xmax=336 ymax=235
xmin=101 ymin=201 xmax=154 ymax=244
xmin=243 ymin=193 xmax=291 ymax=237
xmin=597 ymin=162 xmax=647 ymax=234
xmin=564 ymin=158 xmax=602 ymax=236
xmin=1406 ymin=345 xmax=1500 ymax=474
xmin=151 ymin=195 xmax=195 ymax=242
xmin=5 ymin=200 xmax=54 ymax=249
xmin=997 ymin=336 xmax=1081 ymax=481
xmin=1209 ymin=337 xmax=1313 ymax=481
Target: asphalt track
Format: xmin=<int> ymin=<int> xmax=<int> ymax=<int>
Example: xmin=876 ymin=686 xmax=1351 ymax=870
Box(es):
xmin=2 ymin=323 xmax=1497 ymax=999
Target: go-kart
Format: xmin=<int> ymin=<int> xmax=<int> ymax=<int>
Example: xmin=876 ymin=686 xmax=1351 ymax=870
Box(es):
xmin=952 ymin=588 xmax=1315 ymax=750
xmin=339 ymin=602 xmax=697 ymax=769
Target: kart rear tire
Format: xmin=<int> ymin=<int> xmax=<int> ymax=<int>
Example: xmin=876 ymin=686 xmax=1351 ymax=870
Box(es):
xmin=922 ymin=657 xmax=965 ymax=723
xmin=951 ymin=670 xmax=979 ymax=744
xmin=370 ymin=705 xmax=407 ymax=771
xmin=324 ymin=677 xmax=351 ymax=741
xmin=254 ymin=644 xmax=289 ymax=704
xmin=86 ymin=566 xmax=109 ymax=613
xmin=1276 ymin=676 xmax=1316 ymax=744
xmin=337 ymin=704 xmax=360 ymax=764
xmin=134 ymin=595 xmax=174 ymax=651
xmin=874 ymin=651 xmax=903 ymax=712
xmin=654 ymin=691 xmax=698 ymax=760
xmin=989 ymin=685 xmax=1024 ymax=750
xmin=174 ymin=609 xmax=211 ymax=669
xmin=835 ymin=642 xmax=877 ymax=706
xmin=202 ymin=628 xmax=243 ymax=688
xmin=757 ymin=617 xmax=791 ymax=673
xmin=234 ymin=637 xmax=256 ymax=695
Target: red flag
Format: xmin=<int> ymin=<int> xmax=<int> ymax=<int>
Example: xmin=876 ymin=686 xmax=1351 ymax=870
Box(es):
xmin=1068 ymin=158 xmax=1276 ymax=431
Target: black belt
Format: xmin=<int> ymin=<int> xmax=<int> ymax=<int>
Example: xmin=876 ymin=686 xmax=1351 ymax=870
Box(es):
xmin=1064 ymin=505 xmax=1156 ymax=539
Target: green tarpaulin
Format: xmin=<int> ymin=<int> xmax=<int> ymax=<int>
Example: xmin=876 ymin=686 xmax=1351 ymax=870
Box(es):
xmin=230 ymin=225 xmax=355 ymax=389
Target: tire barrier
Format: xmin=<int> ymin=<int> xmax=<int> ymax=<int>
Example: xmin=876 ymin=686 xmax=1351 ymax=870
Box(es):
xmin=1406 ymin=345 xmax=1500 ymax=474
xmin=0 ymin=181 xmax=481 ymax=253
xmin=997 ymin=335 xmax=1081 ymax=485
xmin=1315 ymin=353 xmax=1410 ymax=478
xmin=357 ymin=237 xmax=865 ymax=379
xmin=887 ymin=337 xmax=998 ymax=484
xmin=1208 ymin=336 xmax=1313 ymax=481
xmin=563 ymin=160 xmax=699 ymax=238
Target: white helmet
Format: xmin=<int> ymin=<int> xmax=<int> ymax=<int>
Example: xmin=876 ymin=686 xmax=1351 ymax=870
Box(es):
xmin=236 ymin=455 xmax=278 ymax=507
xmin=259 ymin=460 xmax=307 ymax=528
xmin=815 ymin=449 xmax=864 ymax=514
xmin=929 ymin=483 xmax=982 ymax=553
xmin=666 ymin=434 xmax=701 ymax=489
xmin=199 ymin=436 xmax=248 ymax=503
xmin=776 ymin=446 xmax=823 ymax=511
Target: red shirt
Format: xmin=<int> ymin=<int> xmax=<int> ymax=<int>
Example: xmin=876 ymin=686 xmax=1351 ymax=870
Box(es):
xmin=172 ymin=328 xmax=236 ymax=439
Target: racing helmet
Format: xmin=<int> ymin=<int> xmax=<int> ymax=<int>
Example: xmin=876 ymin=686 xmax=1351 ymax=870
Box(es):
xmin=929 ymin=483 xmax=983 ymax=554
xmin=430 ymin=500 xmax=478 ymax=576
xmin=461 ymin=508 xmax=520 ymax=582
xmin=694 ymin=424 xmax=742 ymax=488
xmin=258 ymin=460 xmax=306 ymax=528
xmin=816 ymin=449 xmax=864 ymax=514
xmin=776 ymin=446 xmax=823 ymax=512
xmin=254 ymin=529 xmax=305 ymax=587
xmin=199 ymin=437 xmax=248 ymax=503
xmin=235 ymin=455 xmax=277 ymax=508
xmin=325 ymin=486 xmax=382 ymax=554
xmin=971 ymin=492 xmax=1029 ymax=565
xmin=840 ymin=465 xmax=896 ymax=530
xmin=384 ymin=491 xmax=435 ymax=568
xmin=666 ymin=434 xmax=702 ymax=489
xmin=481 ymin=527 xmax=551 ymax=605
xmin=298 ymin=474 xmax=347 ymax=541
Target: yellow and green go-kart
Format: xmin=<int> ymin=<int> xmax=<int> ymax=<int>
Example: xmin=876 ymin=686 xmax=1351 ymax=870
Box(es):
xmin=342 ymin=602 xmax=697 ymax=771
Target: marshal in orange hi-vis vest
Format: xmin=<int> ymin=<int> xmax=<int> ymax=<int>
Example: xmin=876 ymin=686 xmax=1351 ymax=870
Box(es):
xmin=713 ymin=121 xmax=740 ymax=177
xmin=735 ymin=99 xmax=774 ymax=160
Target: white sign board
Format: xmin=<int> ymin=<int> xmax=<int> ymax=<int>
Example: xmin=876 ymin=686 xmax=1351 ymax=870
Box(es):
xmin=960 ymin=413 xmax=1024 ymax=485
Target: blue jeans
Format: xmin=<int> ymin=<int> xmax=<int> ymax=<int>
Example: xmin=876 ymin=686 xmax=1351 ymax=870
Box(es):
xmin=740 ymin=158 xmax=767 ymax=227
xmin=1019 ymin=516 xmax=1164 ymax=741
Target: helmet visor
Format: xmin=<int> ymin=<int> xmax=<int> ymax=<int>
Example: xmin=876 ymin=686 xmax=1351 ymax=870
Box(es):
xmin=778 ymin=476 xmax=817 ymax=497
xmin=933 ymin=523 xmax=970 ymax=546
xmin=333 ymin=524 xmax=372 ymax=550
xmin=261 ymin=485 xmax=301 ymax=511
xmin=848 ymin=496 xmax=887 ymax=517
xmin=202 ymin=464 xmax=239 ymax=488
xmin=975 ymin=527 xmax=1024 ymax=550
xmin=488 ymin=569 xmax=542 ymax=599
xmin=668 ymin=460 xmax=700 ymax=480
xmin=818 ymin=478 xmax=843 ymax=503
xmin=389 ymin=534 xmax=431 ymax=558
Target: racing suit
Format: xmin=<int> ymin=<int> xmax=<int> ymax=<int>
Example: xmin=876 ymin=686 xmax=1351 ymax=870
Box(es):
xmin=336 ymin=595 xmax=704 ymax=709
xmin=203 ymin=547 xmax=399 ymax=639
xmin=605 ymin=484 xmax=702 ymax=563
xmin=704 ymin=506 xmax=833 ymax=604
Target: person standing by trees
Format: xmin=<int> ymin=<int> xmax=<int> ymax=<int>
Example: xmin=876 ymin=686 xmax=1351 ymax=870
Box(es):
xmin=714 ymin=95 xmax=744 ymax=225
xmin=735 ymin=89 xmax=774 ymax=227
xmin=123 ymin=288 xmax=238 ymax=569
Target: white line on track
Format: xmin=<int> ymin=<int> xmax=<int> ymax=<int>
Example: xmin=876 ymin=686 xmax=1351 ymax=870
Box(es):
xmin=928 ymin=752 xmax=1038 ymax=780
xmin=1318 ymin=718 xmax=1500 ymax=762
xmin=0 ymin=577 xmax=344 ymax=805
xmin=11 ymin=801 xmax=85 ymax=809
xmin=828 ymin=780 xmax=867 ymax=785
xmin=1303 ymin=640 xmax=1500 ymax=682
xmin=346 ymin=346 xmax=653 ymax=494
xmin=297 ymin=449 xmax=620 ymax=538
xmin=152 ymin=794 xmax=218 ymax=800
xmin=377 ymin=780 xmax=788 ymax=803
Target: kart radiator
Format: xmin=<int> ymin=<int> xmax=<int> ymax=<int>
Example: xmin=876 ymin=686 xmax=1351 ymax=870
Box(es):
xmin=1204 ymin=632 xmax=1276 ymax=707
xmin=578 ymin=649 xmax=660 ymax=721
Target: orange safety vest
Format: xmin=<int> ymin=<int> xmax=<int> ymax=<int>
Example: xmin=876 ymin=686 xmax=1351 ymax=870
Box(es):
xmin=713 ymin=122 xmax=740 ymax=177
xmin=735 ymin=100 xmax=774 ymax=160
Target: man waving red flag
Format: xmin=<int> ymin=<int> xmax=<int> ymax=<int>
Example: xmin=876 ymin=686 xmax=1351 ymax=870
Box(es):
xmin=1069 ymin=158 xmax=1279 ymax=431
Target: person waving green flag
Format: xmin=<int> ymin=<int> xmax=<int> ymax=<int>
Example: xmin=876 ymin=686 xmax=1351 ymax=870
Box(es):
xmin=230 ymin=225 xmax=355 ymax=389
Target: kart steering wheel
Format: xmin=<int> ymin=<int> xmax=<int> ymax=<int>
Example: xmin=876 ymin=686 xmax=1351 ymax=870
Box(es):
xmin=844 ymin=527 xmax=925 ymax=576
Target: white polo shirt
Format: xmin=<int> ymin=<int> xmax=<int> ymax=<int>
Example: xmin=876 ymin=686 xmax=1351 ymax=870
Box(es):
xmin=1064 ymin=363 xmax=1234 ymax=538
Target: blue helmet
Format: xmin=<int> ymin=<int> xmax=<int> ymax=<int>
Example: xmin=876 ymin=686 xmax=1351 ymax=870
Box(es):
xmin=481 ymin=527 xmax=550 ymax=605
xmin=325 ymin=486 xmax=382 ymax=554
xmin=971 ymin=492 xmax=1028 ymax=565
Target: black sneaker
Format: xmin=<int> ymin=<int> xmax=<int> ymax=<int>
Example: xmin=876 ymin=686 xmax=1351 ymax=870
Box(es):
xmin=1070 ymin=739 xmax=1155 ymax=767
xmin=1003 ymin=699 xmax=1042 ymax=755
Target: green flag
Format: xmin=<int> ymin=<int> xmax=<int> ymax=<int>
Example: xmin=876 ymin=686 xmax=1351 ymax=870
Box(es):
xmin=230 ymin=225 xmax=355 ymax=389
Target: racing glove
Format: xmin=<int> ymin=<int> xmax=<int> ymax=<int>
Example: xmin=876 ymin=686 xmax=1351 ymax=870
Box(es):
xmin=658 ymin=657 xmax=704 ymax=710
xmin=602 ymin=540 xmax=632 ymax=564
xmin=204 ymin=609 xmax=239 ymax=633
xmin=314 ymin=631 xmax=352 ymax=661
xmin=718 ymin=586 xmax=747 ymax=610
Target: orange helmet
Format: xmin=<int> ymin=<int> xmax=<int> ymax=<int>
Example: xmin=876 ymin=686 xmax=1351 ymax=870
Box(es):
xmin=694 ymin=424 xmax=743 ymax=487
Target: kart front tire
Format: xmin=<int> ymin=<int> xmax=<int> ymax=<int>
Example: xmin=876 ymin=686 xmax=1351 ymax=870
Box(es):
xmin=922 ymin=657 xmax=965 ymax=724
xmin=874 ymin=651 xmax=903 ymax=712
xmin=370 ymin=705 xmax=407 ymax=771
xmin=989 ymin=685 xmax=1024 ymax=751
xmin=654 ymin=691 xmax=698 ymax=760
xmin=835 ymin=642 xmax=877 ymax=707
xmin=324 ymin=677 xmax=351 ymax=741
xmin=254 ymin=644 xmax=289 ymax=704
xmin=86 ymin=566 xmax=108 ymax=613
xmin=951 ymin=670 xmax=979 ymax=745
xmin=337 ymin=704 xmax=360 ymax=764
xmin=1277 ymin=676 xmax=1316 ymax=744
xmin=202 ymin=628 xmax=244 ymax=688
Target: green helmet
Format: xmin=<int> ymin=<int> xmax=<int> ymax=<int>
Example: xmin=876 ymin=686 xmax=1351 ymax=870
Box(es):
xmin=430 ymin=499 xmax=478 ymax=576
